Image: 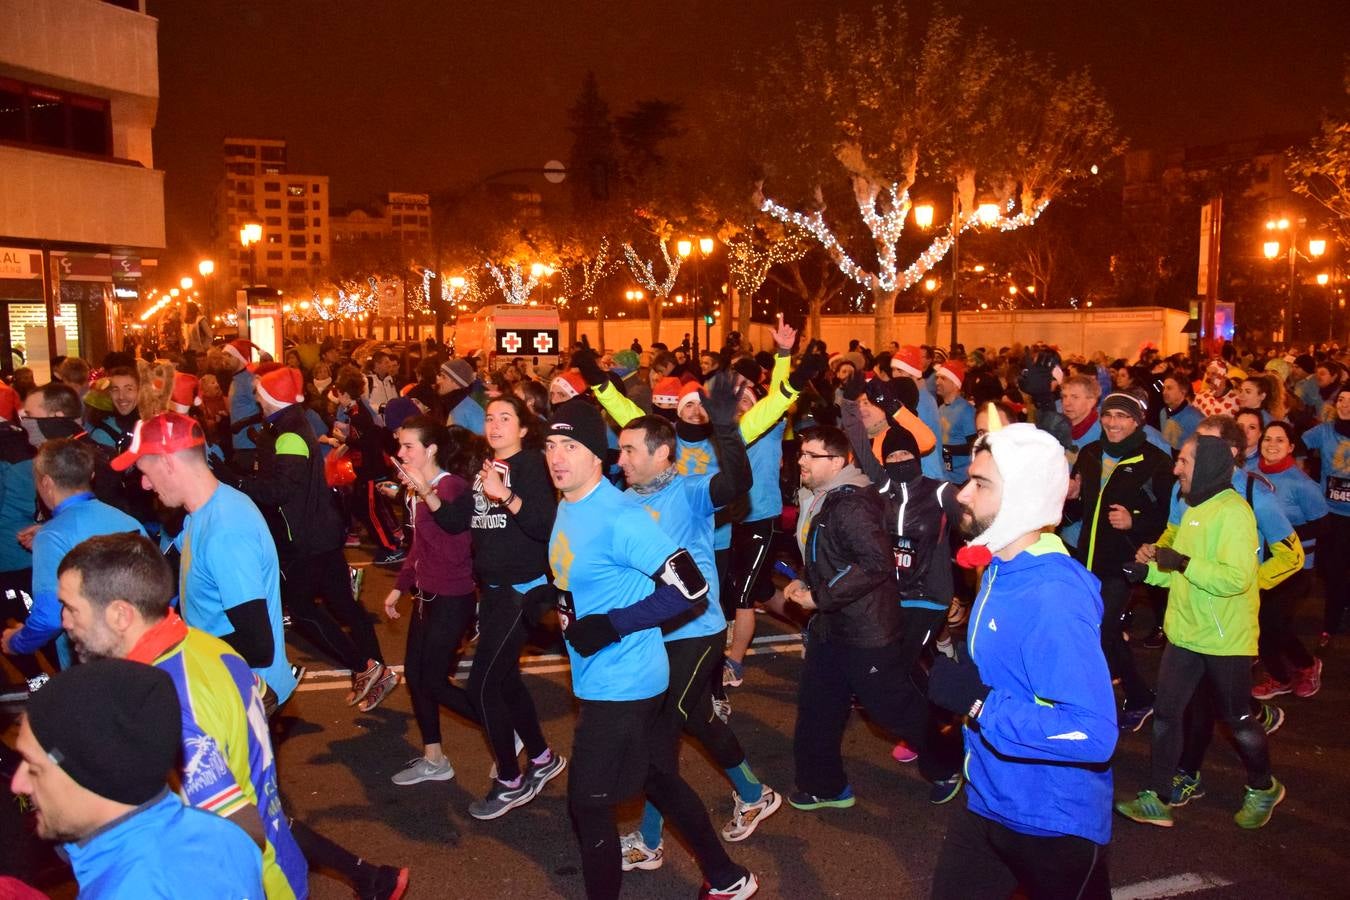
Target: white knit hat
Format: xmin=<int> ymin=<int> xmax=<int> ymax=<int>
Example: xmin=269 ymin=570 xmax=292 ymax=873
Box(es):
xmin=968 ymin=423 xmax=1068 ymax=554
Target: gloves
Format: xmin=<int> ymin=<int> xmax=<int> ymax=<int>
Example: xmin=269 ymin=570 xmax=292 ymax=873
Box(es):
xmin=927 ymin=652 xmax=991 ymax=718
xmin=1154 ymin=547 xmax=1188 ymax=572
xmin=891 ymin=377 xmax=919 ymax=414
xmin=789 ymin=353 xmax=827 ymax=392
xmin=564 ymin=613 xmax=621 ymax=657
xmin=702 ymin=372 xmax=740 ymax=426
xmin=841 ymin=369 xmax=867 ymax=403
xmin=1122 ymin=562 xmax=1149 ymax=584
xmin=572 ymin=341 xmax=607 ymax=387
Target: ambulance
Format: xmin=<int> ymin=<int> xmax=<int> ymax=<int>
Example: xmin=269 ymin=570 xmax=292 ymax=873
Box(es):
xmin=453 ymin=304 xmax=562 ymax=368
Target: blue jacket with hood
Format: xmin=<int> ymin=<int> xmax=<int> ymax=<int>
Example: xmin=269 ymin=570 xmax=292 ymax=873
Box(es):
xmin=963 ymin=533 xmax=1118 ymax=845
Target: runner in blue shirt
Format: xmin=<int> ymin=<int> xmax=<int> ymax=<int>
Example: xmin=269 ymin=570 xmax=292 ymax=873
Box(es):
xmin=545 ymin=399 xmax=759 ymax=900
xmin=112 ymin=412 xmax=297 ymax=708
xmin=1300 ymin=386 xmax=1350 ymax=644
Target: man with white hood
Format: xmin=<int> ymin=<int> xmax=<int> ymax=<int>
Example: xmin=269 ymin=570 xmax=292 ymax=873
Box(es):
xmin=927 ymin=423 xmax=1117 ymax=899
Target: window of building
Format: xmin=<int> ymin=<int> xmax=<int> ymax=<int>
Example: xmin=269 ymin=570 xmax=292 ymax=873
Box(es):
xmin=312 ymin=217 xmax=321 ymax=227
xmin=261 ymin=146 xmax=286 ymax=163
xmin=264 ymin=199 xmax=281 ymax=209
xmin=0 ymin=83 xmax=23 ymax=142
xmin=236 ymin=200 xmax=250 ymax=210
xmin=0 ymin=78 xmax=112 ymax=157
xmin=227 ymin=162 xmax=256 ymax=175
xmin=234 ymin=181 xmax=253 ymax=194
xmin=391 ymin=215 xmax=402 ymax=226
xmin=288 ymin=217 xmax=305 ymax=230
xmin=224 ymin=143 xmax=256 ymax=158
xmin=266 ymin=250 xmax=283 ymax=261
xmin=290 ymin=251 xmax=307 ymax=261
xmin=288 ymin=235 xmax=306 ymax=247
xmin=267 ymin=234 xmax=281 ymax=244
xmin=286 ymin=184 xmax=305 ymax=197
xmin=267 ymin=267 xmax=284 ymax=278
xmin=262 ymin=165 xmax=283 ymax=175
xmin=265 ymin=216 xmax=281 ymax=226
xmin=312 ymin=201 xmax=320 ymax=210
xmin=288 ymin=200 xmax=305 ymax=213
xmin=264 ymin=182 xmax=280 ymax=192
xmin=313 ymin=235 xmax=323 ymax=244
xmin=420 ymin=216 xmax=429 ymax=227
xmin=311 ymin=183 xmax=322 ymax=193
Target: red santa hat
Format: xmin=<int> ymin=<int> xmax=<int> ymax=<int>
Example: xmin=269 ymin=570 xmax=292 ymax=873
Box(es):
xmin=936 ymin=359 xmax=965 ymax=388
xmin=255 ymin=365 xmax=305 ymax=410
xmin=223 ymin=339 xmax=260 ymax=370
xmin=652 ymin=376 xmax=683 ymax=410
xmin=677 ymin=381 xmax=704 ymax=414
xmin=891 ymin=345 xmax=924 ymax=378
xmin=550 ymin=369 xmax=588 ymax=400
xmin=168 ymin=373 xmax=200 ymax=414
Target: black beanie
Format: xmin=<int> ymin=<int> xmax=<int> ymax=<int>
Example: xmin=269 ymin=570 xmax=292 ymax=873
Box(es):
xmin=881 ymin=424 xmax=921 ymax=484
xmin=26 ymin=659 xmax=180 ymax=806
xmin=546 ymin=397 xmax=610 ymax=462
xmin=1101 ymin=391 xmax=1147 ymax=425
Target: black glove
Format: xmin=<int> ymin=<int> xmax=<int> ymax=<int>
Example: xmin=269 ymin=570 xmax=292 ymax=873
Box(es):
xmin=841 ymin=369 xmax=867 ymax=403
xmin=1154 ymin=547 xmax=1189 ymax=573
xmin=789 ymin=353 xmax=828 ymax=392
xmin=1122 ymin=562 xmax=1149 ymax=584
xmin=564 ymin=613 xmax=621 ymax=657
xmin=702 ymin=371 xmax=740 ymax=426
xmin=891 ymin=376 xmax=919 ymax=414
xmin=572 ymin=339 xmax=607 ymax=387
xmin=927 ymin=651 xmax=991 ymax=718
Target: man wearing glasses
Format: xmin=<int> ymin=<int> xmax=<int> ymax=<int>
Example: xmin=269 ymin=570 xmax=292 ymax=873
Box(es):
xmin=784 ymin=426 xmax=930 ymax=811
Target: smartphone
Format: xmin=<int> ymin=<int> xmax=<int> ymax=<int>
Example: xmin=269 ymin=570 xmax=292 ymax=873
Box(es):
xmin=391 ymin=457 xmax=410 ymax=480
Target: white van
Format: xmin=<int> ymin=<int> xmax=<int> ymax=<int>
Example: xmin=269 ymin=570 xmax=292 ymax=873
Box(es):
xmin=454 ymin=304 xmax=562 ymax=369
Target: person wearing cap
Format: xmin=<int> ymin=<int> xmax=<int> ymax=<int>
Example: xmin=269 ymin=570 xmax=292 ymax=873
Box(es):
xmin=223 ymin=338 xmax=264 ymax=465
xmin=608 ymin=378 xmax=780 ymax=872
xmin=544 ymin=400 xmax=759 ymax=900
xmin=436 ymin=358 xmax=486 ymax=434
xmin=1067 ymin=390 xmax=1173 ymax=733
xmin=934 ymin=359 xmax=976 ymax=484
xmin=549 ymin=369 xmax=590 ymax=407
xmin=891 ymin=346 xmax=946 ymax=481
xmin=1116 ymin=433 xmax=1284 ymax=831
xmin=1 ymin=439 xmax=143 ymax=667
xmin=231 ymin=365 xmax=397 ymax=714
xmin=112 ymin=411 xmax=298 ymax=709
xmin=9 ymin=659 xmax=264 ymax=898
xmin=927 ymin=423 xmax=1116 ymax=899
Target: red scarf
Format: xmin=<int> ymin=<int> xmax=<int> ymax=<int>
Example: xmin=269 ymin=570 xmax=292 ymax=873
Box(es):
xmin=1258 ymin=455 xmax=1297 ymax=475
xmin=1070 ymin=408 xmax=1099 ymax=441
xmin=126 ymin=607 xmax=189 ymax=664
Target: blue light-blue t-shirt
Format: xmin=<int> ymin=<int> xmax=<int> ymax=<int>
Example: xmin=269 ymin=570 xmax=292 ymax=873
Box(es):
xmin=550 ymin=478 xmax=678 ymax=701
xmin=1261 ymin=465 xmax=1328 ymax=568
xmin=1302 ymin=423 xmax=1350 ymax=518
xmin=229 ymin=369 xmax=259 ymax=451
xmin=1159 ymin=403 xmax=1202 ymax=452
xmin=938 ymin=395 xmax=976 ymax=483
xmin=917 ymin=388 xmax=944 ymax=480
xmin=12 ymin=492 xmax=144 ymax=658
xmin=177 ymin=483 xmax=296 ymax=704
xmin=626 ymin=473 xmax=724 ymax=643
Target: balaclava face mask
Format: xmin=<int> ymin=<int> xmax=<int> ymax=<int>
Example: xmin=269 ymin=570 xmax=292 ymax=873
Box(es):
xmin=1185 ymin=435 xmax=1236 ymax=506
xmin=881 ymin=425 xmax=921 ymax=485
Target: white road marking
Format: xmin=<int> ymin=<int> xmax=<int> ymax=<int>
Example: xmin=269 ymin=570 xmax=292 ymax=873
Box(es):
xmin=1114 ymin=872 xmax=1234 ymax=899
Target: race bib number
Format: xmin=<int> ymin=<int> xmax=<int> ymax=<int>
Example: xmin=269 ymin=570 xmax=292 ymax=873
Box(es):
xmin=1328 ymin=476 xmax=1350 ymax=505
xmin=894 ymin=536 xmax=916 ymax=572
xmin=942 ymin=448 xmax=954 ymax=473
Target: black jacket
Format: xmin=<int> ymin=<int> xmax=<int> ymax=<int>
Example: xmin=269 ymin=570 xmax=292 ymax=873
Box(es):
xmin=1069 ymin=436 xmax=1174 ymax=575
xmin=236 ymin=403 xmax=344 ymax=559
xmin=800 ymin=477 xmax=902 ymax=648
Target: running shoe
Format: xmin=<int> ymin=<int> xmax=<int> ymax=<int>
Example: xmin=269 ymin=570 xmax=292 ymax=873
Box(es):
xmin=891 ymin=741 xmax=918 ymax=764
xmin=929 ymin=774 xmax=964 ymax=805
xmin=788 ymin=785 xmax=855 ymax=811
xmin=26 ymin=673 xmax=49 ymax=694
xmin=358 ymin=669 xmax=400 ymax=713
xmin=524 ymin=750 xmax=567 ymax=797
xmin=1258 ymin=703 xmax=1285 ymax=735
xmin=373 ymin=548 xmax=407 ymax=567
xmin=1251 ymin=675 xmax=1293 ymax=700
xmin=1115 ymin=790 xmax=1173 ymax=827
xmin=1119 ymin=705 xmax=1154 ymax=733
xmin=723 ymin=658 xmax=744 ymax=688
xmin=699 ymin=872 xmax=759 ymax=899
xmin=1293 ymin=658 xmax=1323 ymax=699
xmin=468 ymin=778 xmax=536 ymax=821
xmin=347 ymin=661 xmax=384 ymax=707
xmin=722 ymin=787 xmax=782 ymax=842
xmin=391 ymin=756 xmax=454 ymax=786
xmin=713 ymin=698 xmax=732 ymax=723
xmin=1141 ymin=628 xmax=1166 ymax=650
xmin=1167 ymin=771 xmax=1206 ymax=808
xmin=487 ymin=732 xmax=525 ymax=781
xmin=619 ymin=831 xmax=663 ymax=871
xmin=1235 ymin=778 xmax=1285 ymax=829
xmin=355 ymin=863 xmax=409 ymax=900
xmin=291 ymin=664 xmax=307 ymax=685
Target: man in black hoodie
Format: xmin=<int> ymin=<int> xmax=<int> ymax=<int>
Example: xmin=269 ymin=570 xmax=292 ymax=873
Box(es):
xmin=1069 ymin=391 xmax=1173 ymax=732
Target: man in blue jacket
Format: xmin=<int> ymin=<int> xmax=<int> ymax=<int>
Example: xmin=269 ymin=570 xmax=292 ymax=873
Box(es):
xmin=928 ymin=423 xmax=1117 ymax=899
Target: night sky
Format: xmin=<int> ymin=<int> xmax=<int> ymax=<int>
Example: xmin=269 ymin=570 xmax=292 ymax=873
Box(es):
xmin=150 ymin=0 xmax=1348 ymax=276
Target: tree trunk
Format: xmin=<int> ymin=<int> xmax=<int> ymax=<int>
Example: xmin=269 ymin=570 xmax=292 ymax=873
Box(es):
xmin=809 ymin=294 xmax=825 ymax=345
xmin=737 ymin=285 xmax=753 ymax=337
xmin=924 ymin=290 xmax=941 ymax=346
xmin=872 ymin=286 xmax=899 ymax=350
xmin=596 ymin=295 xmax=606 ymax=352
xmin=567 ymin=301 xmax=578 ymax=347
xmin=648 ymin=296 xmax=663 ymax=345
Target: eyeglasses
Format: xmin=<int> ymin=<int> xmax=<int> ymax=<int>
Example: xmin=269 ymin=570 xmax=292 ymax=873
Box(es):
xmin=798 ymin=451 xmax=841 ymax=461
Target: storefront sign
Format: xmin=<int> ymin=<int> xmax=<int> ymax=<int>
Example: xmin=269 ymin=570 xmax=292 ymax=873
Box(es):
xmin=0 ymin=248 xmax=40 ymax=279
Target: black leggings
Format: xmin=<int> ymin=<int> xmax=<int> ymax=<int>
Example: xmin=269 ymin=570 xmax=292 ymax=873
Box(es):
xmin=664 ymin=631 xmax=745 ymax=768
xmin=282 ymin=549 xmax=383 ymax=673
xmin=1258 ymin=569 xmax=1315 ymax=683
xmin=722 ymin=518 xmax=776 ymax=616
xmin=469 ymin=583 xmax=550 ymax=781
xmin=1100 ymin=576 xmax=1153 ymax=709
xmin=1154 ymin=644 xmax=1270 ymax=794
xmin=353 ymin=479 xmax=400 ymax=552
xmin=931 ymin=806 xmax=1110 ymax=900
xmin=568 ymin=696 xmax=741 ymax=900
xmin=404 ymin=591 xmax=478 ymax=746
xmin=1318 ymin=512 xmax=1350 ymax=634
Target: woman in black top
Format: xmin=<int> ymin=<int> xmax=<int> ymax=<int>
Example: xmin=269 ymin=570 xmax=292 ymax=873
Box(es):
xmin=434 ymin=393 xmax=565 ymax=819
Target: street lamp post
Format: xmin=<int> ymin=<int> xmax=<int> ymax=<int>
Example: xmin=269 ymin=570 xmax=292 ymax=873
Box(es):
xmin=239 ymin=222 xmax=262 ymax=286
xmin=198 ymin=259 xmax=215 ymax=318
xmin=1263 ymin=217 xmax=1326 ymax=343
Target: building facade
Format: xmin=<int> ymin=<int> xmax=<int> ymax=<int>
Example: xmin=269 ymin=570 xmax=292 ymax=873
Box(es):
xmin=0 ymin=0 xmax=164 ymax=375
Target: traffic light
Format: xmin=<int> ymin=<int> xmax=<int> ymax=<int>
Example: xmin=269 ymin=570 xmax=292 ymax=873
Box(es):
xmin=704 ymin=314 xmax=714 ymax=325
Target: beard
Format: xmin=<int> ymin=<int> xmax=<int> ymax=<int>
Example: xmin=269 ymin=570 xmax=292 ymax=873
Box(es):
xmin=959 ymin=503 xmax=995 ymax=539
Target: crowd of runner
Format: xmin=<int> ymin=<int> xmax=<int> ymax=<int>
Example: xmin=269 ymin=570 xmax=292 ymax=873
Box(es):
xmin=1 ymin=321 xmax=1345 ymax=899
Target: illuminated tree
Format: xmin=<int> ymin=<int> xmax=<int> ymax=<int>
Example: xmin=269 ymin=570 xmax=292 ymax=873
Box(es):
xmin=1287 ymin=70 xmax=1350 ymax=252
xmin=750 ymin=4 xmax=1122 ymax=347
xmin=623 ymin=218 xmax=683 ymax=345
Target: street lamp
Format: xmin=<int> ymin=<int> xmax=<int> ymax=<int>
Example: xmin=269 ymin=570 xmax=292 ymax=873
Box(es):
xmin=913 ymin=203 xmax=935 ymax=230
xmin=180 ymin=276 xmax=194 ymax=291
xmin=976 ymin=199 xmax=1001 ymax=225
xmin=239 ymin=222 xmax=262 ymax=285
xmin=677 ymin=238 xmax=714 ymax=356
xmin=197 ymin=259 xmax=215 ymax=317
xmin=1263 ymin=241 xmax=1281 ymax=260
xmin=1262 ymin=217 xmax=1328 ymax=341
